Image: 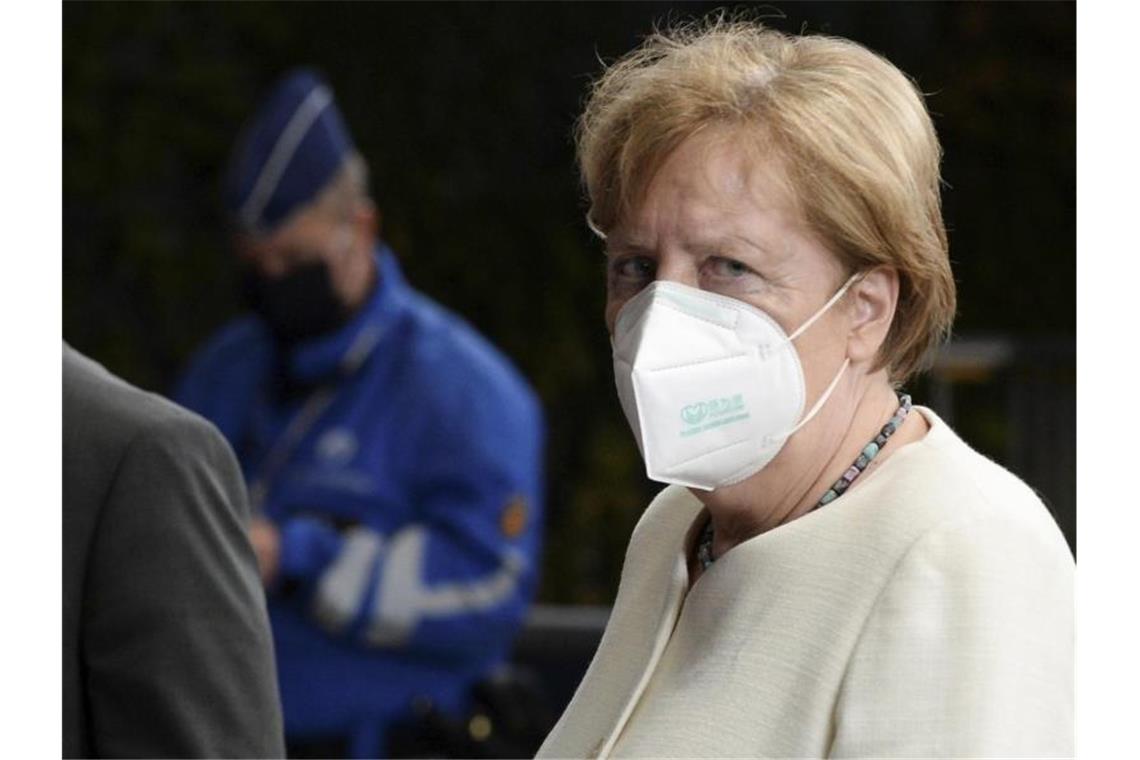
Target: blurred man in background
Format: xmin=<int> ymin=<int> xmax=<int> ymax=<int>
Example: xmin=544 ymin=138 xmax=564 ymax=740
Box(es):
xmin=175 ymin=69 xmax=546 ymax=759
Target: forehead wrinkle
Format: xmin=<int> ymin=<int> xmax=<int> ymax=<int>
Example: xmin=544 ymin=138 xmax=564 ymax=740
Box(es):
xmin=615 ymin=128 xmax=806 ymax=261
xmin=684 ymin=137 xmax=800 ymax=244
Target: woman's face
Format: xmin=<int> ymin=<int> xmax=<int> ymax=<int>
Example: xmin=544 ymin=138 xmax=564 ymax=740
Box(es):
xmin=604 ymin=128 xmax=852 ymax=405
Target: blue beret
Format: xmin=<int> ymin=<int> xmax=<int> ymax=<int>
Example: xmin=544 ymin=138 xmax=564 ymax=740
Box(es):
xmin=223 ymin=68 xmax=357 ymax=234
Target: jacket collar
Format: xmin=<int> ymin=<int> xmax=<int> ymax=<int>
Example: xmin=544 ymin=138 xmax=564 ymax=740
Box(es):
xmin=539 ymin=486 xmax=702 ymax=758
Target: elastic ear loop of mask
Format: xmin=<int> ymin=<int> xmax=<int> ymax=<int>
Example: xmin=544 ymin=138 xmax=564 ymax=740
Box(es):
xmin=770 ymin=272 xmax=862 ymax=441
xmin=787 ymin=272 xmax=860 ymax=342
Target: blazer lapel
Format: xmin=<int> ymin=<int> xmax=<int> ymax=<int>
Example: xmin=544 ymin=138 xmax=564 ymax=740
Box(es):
xmin=538 ymin=486 xmax=701 ymax=758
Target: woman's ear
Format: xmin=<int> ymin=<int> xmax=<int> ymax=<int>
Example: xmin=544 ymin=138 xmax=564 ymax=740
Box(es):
xmin=846 ymin=266 xmax=898 ymax=364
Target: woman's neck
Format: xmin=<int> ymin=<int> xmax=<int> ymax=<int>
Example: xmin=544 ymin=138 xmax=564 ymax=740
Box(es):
xmin=693 ymin=374 xmax=921 ymax=560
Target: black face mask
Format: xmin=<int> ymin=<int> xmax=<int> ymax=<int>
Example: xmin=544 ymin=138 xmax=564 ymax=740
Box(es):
xmin=240 ymin=260 xmax=352 ymax=346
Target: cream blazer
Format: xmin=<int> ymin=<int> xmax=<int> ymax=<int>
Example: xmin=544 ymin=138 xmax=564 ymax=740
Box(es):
xmin=537 ymin=407 xmax=1074 ymax=758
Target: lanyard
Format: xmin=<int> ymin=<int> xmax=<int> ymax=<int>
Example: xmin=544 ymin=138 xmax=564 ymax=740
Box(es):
xmin=248 ymin=324 xmax=383 ymax=513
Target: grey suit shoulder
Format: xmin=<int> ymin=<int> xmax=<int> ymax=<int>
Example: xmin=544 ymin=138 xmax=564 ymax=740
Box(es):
xmin=62 ymin=344 xmax=285 ymax=758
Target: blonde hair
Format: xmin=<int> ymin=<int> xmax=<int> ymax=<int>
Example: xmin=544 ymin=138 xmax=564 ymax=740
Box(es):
xmin=577 ymin=17 xmax=956 ymax=382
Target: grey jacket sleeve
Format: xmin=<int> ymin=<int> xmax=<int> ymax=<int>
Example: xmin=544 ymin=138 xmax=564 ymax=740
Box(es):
xmin=82 ymin=412 xmax=285 ymax=758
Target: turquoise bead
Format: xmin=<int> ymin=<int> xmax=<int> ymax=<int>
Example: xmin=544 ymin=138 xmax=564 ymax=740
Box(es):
xmin=809 ymin=392 xmax=912 ymax=515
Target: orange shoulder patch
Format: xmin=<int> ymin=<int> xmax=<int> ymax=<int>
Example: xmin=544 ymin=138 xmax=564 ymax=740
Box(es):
xmin=500 ymin=495 xmax=528 ymax=539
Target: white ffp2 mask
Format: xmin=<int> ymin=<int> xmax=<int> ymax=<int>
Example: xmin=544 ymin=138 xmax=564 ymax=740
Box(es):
xmin=612 ymin=276 xmax=857 ymax=491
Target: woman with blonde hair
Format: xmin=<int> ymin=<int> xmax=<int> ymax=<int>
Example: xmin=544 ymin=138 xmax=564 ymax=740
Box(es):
xmin=538 ymin=17 xmax=1073 ymax=759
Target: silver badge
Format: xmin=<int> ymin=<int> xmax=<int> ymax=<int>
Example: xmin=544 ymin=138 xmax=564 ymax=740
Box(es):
xmin=316 ymin=428 xmax=358 ymax=465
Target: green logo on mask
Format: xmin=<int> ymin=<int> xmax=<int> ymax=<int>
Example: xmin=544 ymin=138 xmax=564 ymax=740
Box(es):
xmin=681 ymin=404 xmax=708 ymax=425
xmin=680 ymin=394 xmax=750 ymax=437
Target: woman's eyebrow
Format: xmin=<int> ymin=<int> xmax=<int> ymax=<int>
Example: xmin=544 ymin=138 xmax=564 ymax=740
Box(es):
xmin=604 ymin=237 xmax=655 ymax=255
xmin=727 ymin=230 xmax=799 ymax=266
xmin=685 ymin=233 xmax=769 ymax=258
xmin=731 ymin=230 xmax=782 ymax=253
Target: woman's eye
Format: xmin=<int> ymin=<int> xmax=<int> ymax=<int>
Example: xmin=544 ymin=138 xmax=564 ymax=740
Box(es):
xmin=610 ymin=256 xmax=655 ymax=282
xmin=706 ymin=257 xmax=752 ymax=279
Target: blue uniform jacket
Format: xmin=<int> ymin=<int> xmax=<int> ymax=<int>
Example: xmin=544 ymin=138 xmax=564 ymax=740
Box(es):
xmin=175 ymin=246 xmax=545 ymax=758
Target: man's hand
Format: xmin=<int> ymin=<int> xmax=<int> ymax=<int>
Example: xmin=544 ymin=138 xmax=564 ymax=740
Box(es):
xmin=249 ymin=516 xmax=281 ymax=587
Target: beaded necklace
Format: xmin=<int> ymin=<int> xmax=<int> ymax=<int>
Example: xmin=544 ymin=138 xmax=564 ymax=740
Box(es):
xmin=696 ymin=393 xmax=912 ymax=571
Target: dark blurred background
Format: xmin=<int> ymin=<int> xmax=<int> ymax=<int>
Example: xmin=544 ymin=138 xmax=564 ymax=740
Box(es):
xmin=62 ymin=1 xmax=1075 ymax=612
